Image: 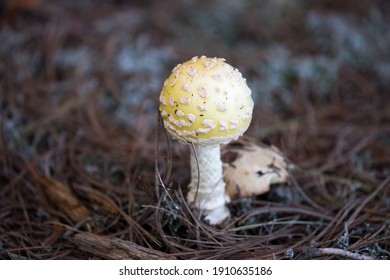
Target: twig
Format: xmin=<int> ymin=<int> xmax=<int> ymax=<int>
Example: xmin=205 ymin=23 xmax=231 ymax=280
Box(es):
xmin=304 ymin=247 xmax=375 ymax=260
xmin=70 ymin=232 xmax=176 ymax=260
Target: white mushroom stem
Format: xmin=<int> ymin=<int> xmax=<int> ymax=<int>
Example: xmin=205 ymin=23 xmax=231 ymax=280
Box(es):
xmin=187 ymin=144 xmax=230 ymax=225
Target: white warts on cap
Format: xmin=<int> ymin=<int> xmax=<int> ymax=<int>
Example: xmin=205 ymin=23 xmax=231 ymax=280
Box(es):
xmin=181 ymin=83 xmax=190 ymax=92
xmin=217 ymin=102 xmax=228 ymax=112
xmin=186 ymin=114 xmax=196 ymax=123
xmin=168 ymin=114 xmax=181 ymax=127
xmin=172 ymin=64 xmax=181 ymax=73
xmin=242 ymin=110 xmax=252 ymax=120
xmin=188 ymin=67 xmax=198 ymax=78
xmin=202 ymin=119 xmax=216 ymax=129
xmin=219 ymin=121 xmax=228 ymax=131
xmin=197 ymin=104 xmax=207 ymax=111
xmin=179 ymin=119 xmax=191 ymax=127
xmin=175 ymin=110 xmax=185 ymax=117
xmin=170 ymin=71 xmax=180 ymax=86
xmin=230 ymin=119 xmax=239 ymax=129
xmin=196 ymin=127 xmax=212 ymax=134
xmin=178 ymin=129 xmax=196 ymax=137
xmin=197 ymin=86 xmax=208 ymax=98
xmin=204 ymin=61 xmax=215 ymax=70
xmin=169 ymin=97 xmax=175 ymax=107
xmin=179 ymin=97 xmax=191 ymax=104
xmin=159 ymin=95 xmax=167 ymax=105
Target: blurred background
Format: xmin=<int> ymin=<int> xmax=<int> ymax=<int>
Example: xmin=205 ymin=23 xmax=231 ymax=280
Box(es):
xmin=0 ymin=0 xmax=389 ymax=259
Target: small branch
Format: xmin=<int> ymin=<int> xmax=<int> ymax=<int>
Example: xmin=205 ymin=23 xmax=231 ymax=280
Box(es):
xmin=304 ymin=247 xmax=375 ymax=260
xmin=70 ymin=232 xmax=176 ymax=260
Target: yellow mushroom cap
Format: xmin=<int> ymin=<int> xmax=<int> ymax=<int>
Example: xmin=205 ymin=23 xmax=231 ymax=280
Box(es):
xmin=159 ymin=56 xmax=254 ymax=145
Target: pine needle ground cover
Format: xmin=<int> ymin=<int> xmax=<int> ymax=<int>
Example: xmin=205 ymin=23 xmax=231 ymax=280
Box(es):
xmin=0 ymin=0 xmax=389 ymax=260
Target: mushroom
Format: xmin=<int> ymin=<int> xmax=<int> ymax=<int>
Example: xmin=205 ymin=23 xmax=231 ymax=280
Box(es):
xmin=159 ymin=56 xmax=254 ymax=224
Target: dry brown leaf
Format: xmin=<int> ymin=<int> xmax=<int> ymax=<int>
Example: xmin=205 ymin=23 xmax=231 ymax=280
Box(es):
xmin=40 ymin=177 xmax=91 ymax=223
xmin=30 ymin=167 xmax=91 ymax=223
xmin=222 ymin=137 xmax=290 ymax=199
xmin=75 ymin=184 xmax=118 ymax=215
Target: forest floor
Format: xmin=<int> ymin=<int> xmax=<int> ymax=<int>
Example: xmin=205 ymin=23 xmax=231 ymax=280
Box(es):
xmin=0 ymin=0 xmax=389 ymax=259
